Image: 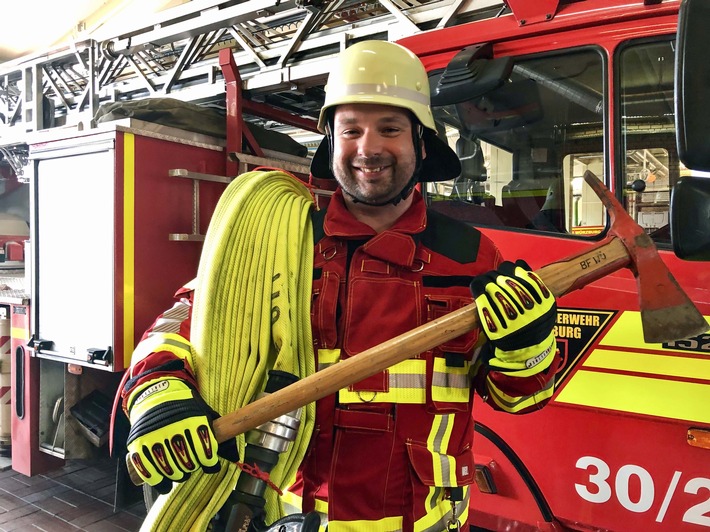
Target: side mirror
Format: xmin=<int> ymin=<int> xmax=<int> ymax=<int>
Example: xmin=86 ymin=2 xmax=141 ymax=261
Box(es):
xmin=431 ymin=43 xmax=513 ymax=106
xmin=670 ymin=176 xmax=710 ymax=261
xmin=672 ymin=0 xmax=710 ymax=261
xmin=675 ymin=0 xmax=710 ymax=171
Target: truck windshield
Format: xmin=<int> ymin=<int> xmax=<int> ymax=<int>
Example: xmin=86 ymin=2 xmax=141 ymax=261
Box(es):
xmin=425 ymin=48 xmax=605 ymax=235
xmin=425 ymin=39 xmax=680 ymax=249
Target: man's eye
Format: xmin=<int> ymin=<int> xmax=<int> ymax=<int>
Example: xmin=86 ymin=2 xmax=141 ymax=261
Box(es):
xmin=340 ymin=129 xmax=359 ymax=136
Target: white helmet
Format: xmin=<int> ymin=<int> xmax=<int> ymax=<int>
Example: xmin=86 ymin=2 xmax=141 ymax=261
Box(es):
xmin=310 ymin=40 xmax=461 ymax=184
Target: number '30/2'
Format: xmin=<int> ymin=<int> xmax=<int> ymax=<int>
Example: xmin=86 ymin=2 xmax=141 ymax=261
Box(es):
xmin=575 ymin=456 xmax=710 ymax=527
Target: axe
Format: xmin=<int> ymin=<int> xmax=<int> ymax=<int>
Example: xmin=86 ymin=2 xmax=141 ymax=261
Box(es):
xmin=127 ymin=170 xmax=708 ymax=485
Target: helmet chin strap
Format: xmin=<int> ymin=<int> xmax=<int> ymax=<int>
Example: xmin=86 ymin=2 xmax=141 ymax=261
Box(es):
xmin=326 ymin=118 xmax=424 ymax=207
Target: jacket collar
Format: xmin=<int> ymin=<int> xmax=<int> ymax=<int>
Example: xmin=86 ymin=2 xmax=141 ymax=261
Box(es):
xmin=322 ymin=188 xmax=428 ymax=268
xmin=323 ymin=188 xmax=427 ymax=239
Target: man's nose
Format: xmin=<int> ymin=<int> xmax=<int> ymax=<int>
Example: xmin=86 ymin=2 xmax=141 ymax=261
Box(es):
xmin=356 ymin=129 xmax=383 ymax=156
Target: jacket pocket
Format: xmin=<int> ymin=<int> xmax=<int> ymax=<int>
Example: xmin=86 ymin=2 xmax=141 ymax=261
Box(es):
xmin=311 ymin=270 xmax=340 ymax=349
xmin=343 ymin=276 xmax=419 ymax=355
xmin=406 ymin=439 xmax=474 ymax=488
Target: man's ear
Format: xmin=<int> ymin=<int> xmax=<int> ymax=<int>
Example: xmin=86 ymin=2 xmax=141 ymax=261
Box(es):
xmin=416 ymin=123 xmax=427 ymax=159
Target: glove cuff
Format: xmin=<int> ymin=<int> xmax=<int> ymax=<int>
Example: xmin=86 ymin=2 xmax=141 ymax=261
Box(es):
xmin=488 ymin=333 xmax=557 ymax=376
xmin=127 ymin=376 xmax=189 ymax=413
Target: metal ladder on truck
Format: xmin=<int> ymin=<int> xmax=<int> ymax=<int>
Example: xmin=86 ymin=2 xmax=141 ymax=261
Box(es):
xmin=0 ymin=0 xmax=509 ymax=177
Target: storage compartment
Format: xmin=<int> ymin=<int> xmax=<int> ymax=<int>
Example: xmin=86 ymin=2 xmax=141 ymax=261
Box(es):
xmin=35 ymin=146 xmax=116 ymax=369
xmin=69 ymin=389 xmax=112 ymax=447
xmin=28 ymin=119 xmax=227 ymax=371
xmin=38 ymin=360 xmax=124 ymax=459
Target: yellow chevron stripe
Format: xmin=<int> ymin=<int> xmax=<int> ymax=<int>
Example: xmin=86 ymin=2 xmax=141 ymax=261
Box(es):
xmin=584 ymin=349 xmax=710 ymax=381
xmin=123 ymin=133 xmax=135 ymax=369
xmin=599 ymin=311 xmax=710 ymax=350
xmin=598 ymin=311 xmax=655 ymax=349
xmin=555 ymin=370 xmax=710 ymax=423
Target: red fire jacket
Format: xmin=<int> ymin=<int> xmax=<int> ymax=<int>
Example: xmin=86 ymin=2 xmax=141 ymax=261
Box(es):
xmin=287 ymin=189 xmax=560 ymax=531
xmin=113 ymin=187 xmax=561 ymax=532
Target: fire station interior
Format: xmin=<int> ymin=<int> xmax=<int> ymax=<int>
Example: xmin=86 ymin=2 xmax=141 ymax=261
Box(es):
xmin=0 ymin=0 xmax=707 ymax=531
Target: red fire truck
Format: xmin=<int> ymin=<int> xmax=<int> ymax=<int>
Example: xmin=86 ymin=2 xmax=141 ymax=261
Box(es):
xmin=1 ymin=0 xmax=708 ymax=531
xmin=396 ymin=0 xmax=710 ymax=530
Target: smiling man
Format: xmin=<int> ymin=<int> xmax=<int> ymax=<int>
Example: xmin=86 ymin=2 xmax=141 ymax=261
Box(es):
xmin=294 ymin=40 xmax=563 ymax=531
xmin=331 ymin=104 xmax=419 ymax=200
xmin=326 ymin=103 xmax=421 ymax=232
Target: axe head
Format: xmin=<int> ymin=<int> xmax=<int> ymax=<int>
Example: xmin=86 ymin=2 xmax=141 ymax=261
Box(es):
xmin=632 ymin=236 xmax=709 ymax=342
xmin=583 ymin=171 xmax=709 ymax=343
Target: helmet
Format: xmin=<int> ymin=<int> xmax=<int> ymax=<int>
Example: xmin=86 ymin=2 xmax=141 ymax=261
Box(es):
xmin=310 ymin=40 xmax=461 ymax=183
xmin=317 ymin=40 xmax=435 ymax=133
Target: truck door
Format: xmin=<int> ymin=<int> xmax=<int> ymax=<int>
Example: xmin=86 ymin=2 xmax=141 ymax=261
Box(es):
xmin=422 ymin=35 xmax=710 ymax=532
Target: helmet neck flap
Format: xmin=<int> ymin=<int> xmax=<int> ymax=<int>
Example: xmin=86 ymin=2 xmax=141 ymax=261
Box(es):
xmin=310 ymin=41 xmax=461 ymax=193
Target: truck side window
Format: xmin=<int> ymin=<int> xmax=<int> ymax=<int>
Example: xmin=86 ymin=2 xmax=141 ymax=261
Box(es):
xmin=618 ymin=39 xmax=676 ymax=247
xmin=425 ymin=48 xmax=605 ymax=236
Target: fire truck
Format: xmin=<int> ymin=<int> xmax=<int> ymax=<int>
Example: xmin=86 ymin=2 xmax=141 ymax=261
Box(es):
xmin=0 ymin=0 xmax=708 ymax=530
xmin=399 ymin=1 xmax=710 ymax=530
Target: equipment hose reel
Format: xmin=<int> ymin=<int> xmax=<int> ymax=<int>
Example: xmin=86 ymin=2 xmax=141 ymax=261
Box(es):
xmin=140 ymin=171 xmax=316 ymax=532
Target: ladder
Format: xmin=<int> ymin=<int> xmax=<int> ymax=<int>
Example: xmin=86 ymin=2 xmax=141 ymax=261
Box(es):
xmin=0 ymin=0 xmax=506 ymax=177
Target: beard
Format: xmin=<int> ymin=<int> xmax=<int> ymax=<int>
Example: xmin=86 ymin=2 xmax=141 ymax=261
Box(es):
xmin=332 ymin=154 xmax=416 ymax=205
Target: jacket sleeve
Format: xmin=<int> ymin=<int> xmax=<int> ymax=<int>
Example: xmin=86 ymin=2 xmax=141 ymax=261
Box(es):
xmin=116 ymin=281 xmax=200 ymax=416
xmin=109 ymin=281 xmax=201 ymax=456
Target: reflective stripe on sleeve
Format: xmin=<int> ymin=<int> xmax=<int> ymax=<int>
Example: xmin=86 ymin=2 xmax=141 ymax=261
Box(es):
xmin=130 ymin=332 xmax=194 ymax=370
xmin=486 ymin=374 xmax=555 ymax=412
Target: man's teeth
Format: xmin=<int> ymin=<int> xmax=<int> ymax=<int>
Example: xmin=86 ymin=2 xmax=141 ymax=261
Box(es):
xmin=360 ymin=167 xmax=383 ymax=173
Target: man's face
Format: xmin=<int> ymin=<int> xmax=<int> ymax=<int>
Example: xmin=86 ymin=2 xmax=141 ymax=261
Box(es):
xmin=331 ymin=103 xmax=424 ymax=205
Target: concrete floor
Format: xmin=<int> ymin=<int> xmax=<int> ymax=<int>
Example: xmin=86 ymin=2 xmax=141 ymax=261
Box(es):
xmin=0 ymin=457 xmax=147 ymax=531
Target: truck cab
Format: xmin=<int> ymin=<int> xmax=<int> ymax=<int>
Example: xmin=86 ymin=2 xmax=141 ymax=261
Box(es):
xmin=399 ymin=1 xmax=710 ymax=530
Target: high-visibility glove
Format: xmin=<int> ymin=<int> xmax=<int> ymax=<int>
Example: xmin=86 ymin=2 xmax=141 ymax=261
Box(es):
xmin=470 ymin=260 xmax=557 ymax=374
xmin=125 ymin=376 xmax=237 ymax=494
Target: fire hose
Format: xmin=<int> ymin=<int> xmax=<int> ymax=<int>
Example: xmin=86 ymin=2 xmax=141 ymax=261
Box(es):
xmin=140 ymin=170 xmax=316 ymax=531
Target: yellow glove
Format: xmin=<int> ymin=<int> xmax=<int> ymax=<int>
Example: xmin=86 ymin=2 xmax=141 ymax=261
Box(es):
xmin=126 ymin=377 xmax=225 ymax=494
xmin=470 ymin=260 xmax=557 ymax=374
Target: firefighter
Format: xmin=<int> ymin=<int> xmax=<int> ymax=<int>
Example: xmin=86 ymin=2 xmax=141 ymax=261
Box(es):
xmin=116 ymin=40 xmax=561 ymax=532
xmin=286 ymin=40 xmax=561 ymax=531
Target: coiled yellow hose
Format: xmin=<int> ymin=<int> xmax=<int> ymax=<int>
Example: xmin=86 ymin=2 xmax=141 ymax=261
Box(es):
xmin=141 ymin=170 xmax=316 ymax=531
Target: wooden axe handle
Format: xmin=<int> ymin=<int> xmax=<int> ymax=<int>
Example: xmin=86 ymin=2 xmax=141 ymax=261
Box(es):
xmin=128 ymin=238 xmax=630 ymax=486
xmin=212 ymin=237 xmax=629 ymax=441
